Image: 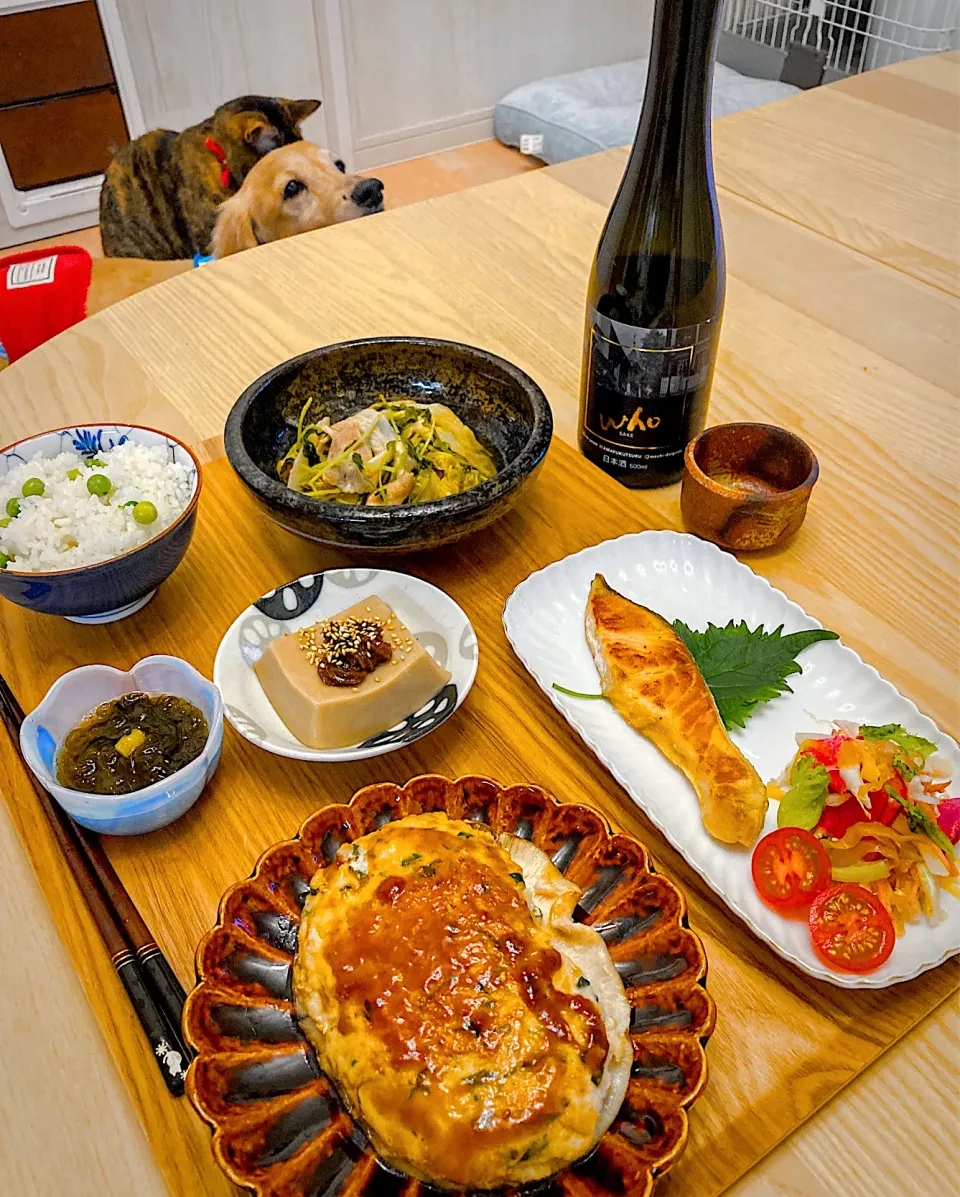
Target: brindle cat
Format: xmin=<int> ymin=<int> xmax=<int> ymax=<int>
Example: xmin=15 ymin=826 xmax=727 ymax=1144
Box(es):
xmin=99 ymin=95 xmax=320 ymax=260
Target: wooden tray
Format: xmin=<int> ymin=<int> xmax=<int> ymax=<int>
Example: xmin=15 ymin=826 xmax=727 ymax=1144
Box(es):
xmin=1 ymin=440 xmax=956 ymax=1197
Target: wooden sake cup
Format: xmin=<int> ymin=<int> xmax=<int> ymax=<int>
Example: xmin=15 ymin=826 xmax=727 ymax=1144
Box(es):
xmin=681 ymin=422 xmax=819 ymax=551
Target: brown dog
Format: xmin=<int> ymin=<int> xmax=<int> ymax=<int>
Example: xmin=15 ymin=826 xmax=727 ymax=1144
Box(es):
xmin=212 ymin=142 xmax=384 ymax=256
xmin=99 ymin=95 xmax=320 ymax=260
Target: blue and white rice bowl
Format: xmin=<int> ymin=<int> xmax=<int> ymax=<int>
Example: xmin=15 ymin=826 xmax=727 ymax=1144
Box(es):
xmin=0 ymin=424 xmax=201 ymax=622
xmin=21 ymin=655 xmax=223 ymax=836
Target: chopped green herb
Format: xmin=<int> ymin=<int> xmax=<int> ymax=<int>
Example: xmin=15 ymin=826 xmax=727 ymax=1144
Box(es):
xmin=673 ymin=620 xmax=840 ymax=730
xmin=576 ymin=976 xmax=591 ymax=989
xmin=777 ymin=754 xmax=830 ymax=830
xmin=519 ymin=1135 xmax=549 ymax=1162
xmin=885 ymin=785 xmax=954 ymax=857
xmin=420 ymin=863 xmax=437 ymax=877
xmin=457 ymin=831 xmax=472 ymax=838
xmin=552 ymin=683 xmax=604 ymax=700
xmin=400 ymin=853 xmax=421 ymax=867
xmin=509 ymin=871 xmax=524 ymax=884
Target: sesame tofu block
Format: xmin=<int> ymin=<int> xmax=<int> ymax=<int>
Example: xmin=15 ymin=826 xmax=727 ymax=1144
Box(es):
xmin=253 ymin=596 xmax=451 ymax=748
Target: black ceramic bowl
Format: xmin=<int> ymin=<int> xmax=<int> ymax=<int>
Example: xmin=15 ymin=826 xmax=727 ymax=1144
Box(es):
xmin=0 ymin=423 xmax=200 ymax=624
xmin=224 ymin=337 xmax=552 ymax=552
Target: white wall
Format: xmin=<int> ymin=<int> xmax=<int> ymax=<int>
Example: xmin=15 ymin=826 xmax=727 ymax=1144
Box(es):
xmin=326 ymin=0 xmax=653 ymax=166
xmin=113 ymin=0 xmax=652 ymax=165
xmin=113 ymin=0 xmax=330 ymax=142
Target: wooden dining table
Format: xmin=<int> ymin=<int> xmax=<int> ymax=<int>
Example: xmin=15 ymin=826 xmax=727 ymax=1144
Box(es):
xmin=1 ymin=51 xmax=957 ymax=1197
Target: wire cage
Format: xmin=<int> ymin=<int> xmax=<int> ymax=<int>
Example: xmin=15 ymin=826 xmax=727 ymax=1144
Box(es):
xmin=719 ymin=0 xmax=960 ymax=83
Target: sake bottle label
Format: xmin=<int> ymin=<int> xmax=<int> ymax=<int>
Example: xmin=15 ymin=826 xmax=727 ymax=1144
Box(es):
xmin=581 ymin=309 xmax=717 ymax=475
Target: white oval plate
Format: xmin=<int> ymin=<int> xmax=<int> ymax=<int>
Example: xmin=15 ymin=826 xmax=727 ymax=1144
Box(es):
xmin=503 ymin=530 xmax=960 ymax=989
xmin=215 ymin=568 xmax=478 ymax=762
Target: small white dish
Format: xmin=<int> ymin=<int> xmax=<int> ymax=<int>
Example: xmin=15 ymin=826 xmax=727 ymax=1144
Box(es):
xmin=503 ymin=530 xmax=960 ymax=989
xmin=20 ymin=655 xmax=223 ymax=835
xmin=214 ymin=568 xmax=478 ymax=762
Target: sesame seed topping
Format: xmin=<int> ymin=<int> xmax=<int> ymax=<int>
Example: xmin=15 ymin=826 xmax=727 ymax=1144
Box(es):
xmin=297 ymin=616 xmax=393 ymax=685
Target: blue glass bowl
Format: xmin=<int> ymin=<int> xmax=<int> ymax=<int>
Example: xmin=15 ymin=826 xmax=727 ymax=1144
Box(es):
xmin=0 ymin=423 xmax=201 ymax=623
xmin=20 ymin=655 xmax=223 ymax=835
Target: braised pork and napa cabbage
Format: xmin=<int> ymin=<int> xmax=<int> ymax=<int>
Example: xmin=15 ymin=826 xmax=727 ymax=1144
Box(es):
xmin=293 ymin=811 xmax=631 ymax=1191
xmin=56 ymin=692 xmax=208 ymax=794
xmin=277 ymin=399 xmax=498 ymax=506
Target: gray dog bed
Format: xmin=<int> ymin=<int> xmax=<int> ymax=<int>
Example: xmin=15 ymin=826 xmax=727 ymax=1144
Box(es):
xmin=494 ymin=59 xmax=799 ymax=165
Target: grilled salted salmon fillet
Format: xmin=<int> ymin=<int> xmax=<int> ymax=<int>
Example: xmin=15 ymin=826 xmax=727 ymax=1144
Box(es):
xmin=585 ymin=574 xmax=767 ymax=847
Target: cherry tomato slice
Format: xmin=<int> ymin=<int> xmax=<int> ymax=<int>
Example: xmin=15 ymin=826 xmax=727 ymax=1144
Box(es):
xmin=751 ymin=828 xmax=832 ymax=912
xmin=809 ymin=883 xmax=895 ymax=973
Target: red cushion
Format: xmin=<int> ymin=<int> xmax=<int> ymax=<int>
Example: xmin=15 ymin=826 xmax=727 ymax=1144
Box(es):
xmin=0 ymin=245 xmax=92 ymax=363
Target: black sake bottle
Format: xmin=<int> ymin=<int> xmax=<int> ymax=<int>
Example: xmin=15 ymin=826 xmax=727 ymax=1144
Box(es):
xmin=579 ymin=0 xmax=725 ymax=487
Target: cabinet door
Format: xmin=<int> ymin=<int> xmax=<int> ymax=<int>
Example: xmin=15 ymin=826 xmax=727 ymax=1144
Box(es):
xmin=0 ymin=89 xmax=129 ymax=189
xmin=0 ymin=1 xmax=116 ymax=107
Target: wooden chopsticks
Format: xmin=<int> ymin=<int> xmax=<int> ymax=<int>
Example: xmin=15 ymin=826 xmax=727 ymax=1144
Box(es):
xmin=0 ymin=673 xmax=192 ymax=1096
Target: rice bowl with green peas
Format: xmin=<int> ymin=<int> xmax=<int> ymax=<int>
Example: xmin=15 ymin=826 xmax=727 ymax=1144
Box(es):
xmin=0 ymin=442 xmax=192 ymax=573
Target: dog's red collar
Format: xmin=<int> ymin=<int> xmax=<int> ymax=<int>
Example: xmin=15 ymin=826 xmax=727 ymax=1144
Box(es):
xmin=204 ymin=137 xmax=233 ymax=189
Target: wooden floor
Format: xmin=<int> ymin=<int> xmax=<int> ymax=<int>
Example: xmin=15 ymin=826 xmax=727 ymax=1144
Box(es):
xmin=11 ymin=141 xmax=540 ymax=264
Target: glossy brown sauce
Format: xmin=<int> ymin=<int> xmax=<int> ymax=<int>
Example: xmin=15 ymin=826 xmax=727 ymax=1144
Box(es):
xmin=322 ymin=834 xmax=608 ymax=1145
xmin=56 ymin=692 xmax=208 ymax=794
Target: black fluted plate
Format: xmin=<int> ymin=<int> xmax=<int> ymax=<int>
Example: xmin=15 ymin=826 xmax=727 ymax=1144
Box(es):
xmin=184 ymin=776 xmax=716 ymax=1197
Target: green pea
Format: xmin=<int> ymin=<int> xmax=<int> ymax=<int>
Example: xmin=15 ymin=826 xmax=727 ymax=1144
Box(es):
xmin=132 ymin=501 xmax=158 ymax=525
xmin=21 ymin=477 xmax=45 ymax=498
xmin=5 ymin=498 xmax=20 ymax=518
xmin=67 ymin=468 xmax=82 ymax=481
xmin=0 ymin=517 xmax=9 ymax=528
xmin=0 ymin=552 xmax=10 ymax=569
xmin=86 ymin=474 xmax=111 ymax=497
